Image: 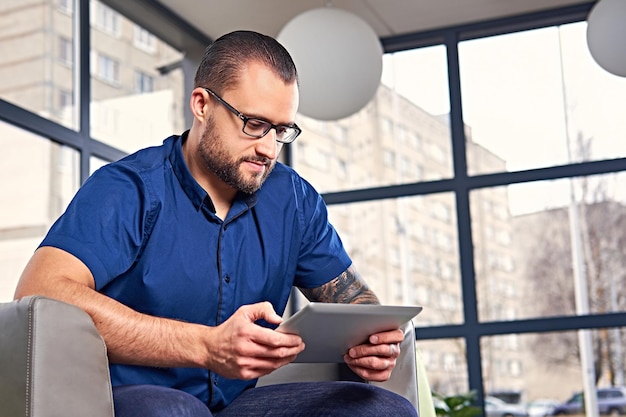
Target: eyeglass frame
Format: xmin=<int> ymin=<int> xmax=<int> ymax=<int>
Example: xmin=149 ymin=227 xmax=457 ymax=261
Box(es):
xmin=202 ymin=88 xmax=302 ymax=144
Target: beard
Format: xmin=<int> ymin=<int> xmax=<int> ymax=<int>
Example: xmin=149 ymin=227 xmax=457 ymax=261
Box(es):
xmin=198 ymin=116 xmax=276 ymax=194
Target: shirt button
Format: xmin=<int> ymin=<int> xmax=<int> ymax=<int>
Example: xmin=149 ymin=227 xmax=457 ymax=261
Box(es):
xmin=224 ymin=276 xmax=231 ymax=283
xmin=213 ymin=379 xmax=218 ymax=386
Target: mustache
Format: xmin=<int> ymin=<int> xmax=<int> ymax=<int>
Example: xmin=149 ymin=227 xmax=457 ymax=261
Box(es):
xmin=241 ymin=156 xmax=272 ymax=165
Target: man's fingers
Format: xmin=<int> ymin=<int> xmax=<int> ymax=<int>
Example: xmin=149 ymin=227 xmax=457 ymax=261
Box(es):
xmin=242 ymin=335 xmax=305 ymax=357
xmin=240 ymin=301 xmax=282 ymax=324
xmin=344 ymin=354 xmax=397 ymax=382
xmin=369 ymin=329 xmax=404 ymax=345
xmin=232 ymin=354 xmax=302 ymax=380
xmin=348 ymin=342 xmax=400 ymax=359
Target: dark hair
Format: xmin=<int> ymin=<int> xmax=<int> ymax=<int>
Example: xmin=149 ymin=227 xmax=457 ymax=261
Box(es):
xmin=194 ymin=30 xmax=298 ymax=94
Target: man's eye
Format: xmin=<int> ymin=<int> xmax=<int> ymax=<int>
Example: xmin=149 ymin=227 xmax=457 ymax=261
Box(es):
xmin=247 ymin=119 xmax=269 ymax=130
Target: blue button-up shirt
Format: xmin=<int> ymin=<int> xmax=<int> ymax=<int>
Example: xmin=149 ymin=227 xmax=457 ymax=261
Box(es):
xmin=40 ymin=132 xmax=352 ymax=410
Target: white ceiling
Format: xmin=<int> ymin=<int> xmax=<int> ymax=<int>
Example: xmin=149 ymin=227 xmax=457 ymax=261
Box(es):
xmin=154 ymin=0 xmax=594 ymax=40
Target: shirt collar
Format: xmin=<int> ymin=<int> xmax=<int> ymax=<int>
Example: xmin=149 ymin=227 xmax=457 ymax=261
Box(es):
xmin=168 ymin=131 xmax=258 ymax=215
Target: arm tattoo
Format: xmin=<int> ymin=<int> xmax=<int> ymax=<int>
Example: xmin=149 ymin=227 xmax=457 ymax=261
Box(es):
xmin=299 ymin=265 xmax=380 ymax=304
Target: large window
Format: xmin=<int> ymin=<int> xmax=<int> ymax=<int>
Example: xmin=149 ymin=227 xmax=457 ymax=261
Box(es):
xmin=0 ymin=0 xmax=188 ymax=298
xmin=327 ymin=195 xmax=462 ymax=327
xmin=89 ymin=1 xmax=185 ymax=154
xmin=0 ymin=121 xmax=79 ymax=301
xmin=293 ymin=4 xmax=626 ymax=405
xmin=0 ymin=0 xmax=76 ymax=129
xmin=1 ymin=0 xmax=624 ymax=410
xmin=459 ymin=22 xmax=626 ymax=175
xmin=294 ymin=45 xmax=453 ymax=194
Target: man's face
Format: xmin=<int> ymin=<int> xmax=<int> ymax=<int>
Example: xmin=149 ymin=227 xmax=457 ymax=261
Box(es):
xmin=199 ymin=62 xmax=299 ymax=194
xmin=198 ymin=114 xmax=275 ymax=194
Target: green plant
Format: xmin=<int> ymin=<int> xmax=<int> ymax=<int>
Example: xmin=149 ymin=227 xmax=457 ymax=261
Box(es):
xmin=433 ymin=390 xmax=483 ymax=417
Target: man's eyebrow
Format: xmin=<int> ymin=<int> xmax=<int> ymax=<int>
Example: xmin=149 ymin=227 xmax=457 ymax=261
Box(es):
xmin=246 ymin=112 xmax=296 ymax=127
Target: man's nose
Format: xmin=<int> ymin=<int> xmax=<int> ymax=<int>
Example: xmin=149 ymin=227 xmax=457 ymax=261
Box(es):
xmin=255 ymin=129 xmax=279 ymax=160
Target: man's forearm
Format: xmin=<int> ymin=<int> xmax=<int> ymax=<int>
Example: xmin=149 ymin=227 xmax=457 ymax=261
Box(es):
xmin=299 ymin=265 xmax=379 ymax=304
xmin=14 ymin=248 xmax=211 ymax=369
xmin=81 ymin=286 xmax=211 ymax=368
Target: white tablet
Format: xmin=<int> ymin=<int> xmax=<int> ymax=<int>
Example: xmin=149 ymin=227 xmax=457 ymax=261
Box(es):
xmin=276 ymin=303 xmax=422 ymax=363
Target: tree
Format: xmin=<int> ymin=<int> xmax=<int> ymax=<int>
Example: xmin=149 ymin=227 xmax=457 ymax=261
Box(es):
xmin=517 ymin=176 xmax=626 ymax=383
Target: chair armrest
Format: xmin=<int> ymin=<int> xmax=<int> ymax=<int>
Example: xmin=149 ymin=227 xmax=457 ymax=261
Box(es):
xmin=416 ymin=347 xmax=437 ymax=417
xmin=370 ymin=320 xmax=419 ymax=410
xmin=0 ymin=295 xmax=114 ymax=417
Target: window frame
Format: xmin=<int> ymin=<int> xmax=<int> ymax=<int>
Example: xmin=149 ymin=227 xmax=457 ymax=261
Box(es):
xmin=0 ymin=0 xmax=623 ymax=404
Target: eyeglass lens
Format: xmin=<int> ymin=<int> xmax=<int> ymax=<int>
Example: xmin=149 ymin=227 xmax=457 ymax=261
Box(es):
xmin=244 ymin=119 xmax=297 ymax=143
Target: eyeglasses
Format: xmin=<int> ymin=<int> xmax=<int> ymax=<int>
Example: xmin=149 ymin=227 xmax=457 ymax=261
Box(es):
xmin=203 ymin=88 xmax=302 ymax=144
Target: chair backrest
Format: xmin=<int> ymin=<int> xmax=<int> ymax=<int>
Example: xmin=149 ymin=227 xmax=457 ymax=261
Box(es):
xmin=0 ymin=295 xmax=115 ymax=417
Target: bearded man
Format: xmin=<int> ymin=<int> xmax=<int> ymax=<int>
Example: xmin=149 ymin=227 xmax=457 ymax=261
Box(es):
xmin=15 ymin=30 xmax=416 ymax=417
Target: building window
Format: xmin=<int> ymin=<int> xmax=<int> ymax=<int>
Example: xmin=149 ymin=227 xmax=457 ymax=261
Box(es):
xmin=334 ymin=125 xmax=347 ymax=143
xmin=133 ymin=24 xmax=157 ymax=54
xmin=428 ymin=143 xmax=447 ymax=164
xmin=134 ymin=71 xmax=154 ymax=93
xmin=509 ymin=360 xmax=522 ymax=377
xmin=431 ymin=201 xmax=451 ymax=222
xmin=381 ymin=117 xmax=392 ymax=135
xmin=393 ymin=279 xmax=403 ymax=301
xmin=58 ymin=0 xmax=73 ymax=14
xmin=93 ymin=1 xmax=121 ymax=36
xmin=59 ymin=90 xmax=73 ymax=109
xmin=301 ymin=144 xmax=329 ymax=171
xmin=93 ymin=53 xmax=120 ymax=84
xmin=337 ymin=159 xmax=347 ymax=179
xmin=383 ymin=150 xmax=395 ymax=167
xmin=58 ymin=36 xmax=73 ymax=66
xmin=412 ymin=132 xmax=422 ymax=149
xmin=397 ymin=125 xmax=407 ymax=143
xmin=400 ymin=155 xmax=410 ymax=174
xmin=415 ymin=164 xmax=423 ymax=180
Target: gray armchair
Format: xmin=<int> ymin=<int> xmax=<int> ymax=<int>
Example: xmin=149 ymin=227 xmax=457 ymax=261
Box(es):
xmin=0 ymin=296 xmax=433 ymax=416
xmin=0 ymin=295 xmax=115 ymax=417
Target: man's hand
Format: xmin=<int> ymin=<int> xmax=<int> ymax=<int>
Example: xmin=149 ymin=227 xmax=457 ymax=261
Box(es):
xmin=206 ymin=302 xmax=305 ymax=380
xmin=343 ymin=328 xmax=404 ymax=382
xmin=299 ymin=265 xmax=403 ymax=382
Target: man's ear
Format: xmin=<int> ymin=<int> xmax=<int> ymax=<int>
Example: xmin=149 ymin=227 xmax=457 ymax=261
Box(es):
xmin=189 ymin=87 xmax=210 ymax=121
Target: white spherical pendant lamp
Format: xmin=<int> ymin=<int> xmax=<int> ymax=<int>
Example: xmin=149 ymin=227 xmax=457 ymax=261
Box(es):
xmin=586 ymin=0 xmax=626 ymax=77
xmin=277 ymin=7 xmax=383 ymax=120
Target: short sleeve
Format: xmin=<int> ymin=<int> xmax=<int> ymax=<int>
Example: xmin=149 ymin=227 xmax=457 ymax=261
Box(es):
xmin=40 ymin=163 xmax=160 ymax=289
xmin=292 ymin=176 xmax=352 ymax=288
